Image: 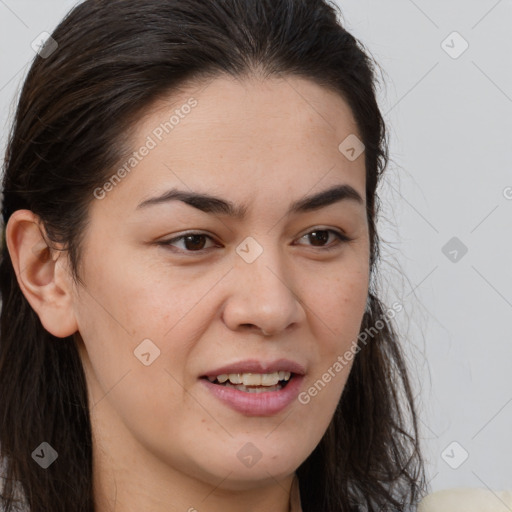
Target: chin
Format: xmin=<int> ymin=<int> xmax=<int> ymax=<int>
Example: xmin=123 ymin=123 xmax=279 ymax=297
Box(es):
xmin=186 ymin=444 xmax=306 ymax=490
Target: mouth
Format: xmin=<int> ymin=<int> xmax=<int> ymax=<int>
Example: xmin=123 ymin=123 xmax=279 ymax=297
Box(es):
xmin=200 ymin=371 xmax=295 ymax=393
xmin=198 ymin=359 xmax=306 ymax=415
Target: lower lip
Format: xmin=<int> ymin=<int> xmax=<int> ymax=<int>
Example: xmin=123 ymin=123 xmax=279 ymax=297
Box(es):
xmin=200 ymin=375 xmax=305 ymax=416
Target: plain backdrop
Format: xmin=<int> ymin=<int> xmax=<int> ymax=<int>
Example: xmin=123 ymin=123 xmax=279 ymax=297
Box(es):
xmin=0 ymin=0 xmax=511 ymax=495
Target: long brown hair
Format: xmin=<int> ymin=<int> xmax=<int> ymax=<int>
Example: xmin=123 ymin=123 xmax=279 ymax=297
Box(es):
xmin=0 ymin=1 xmax=428 ymax=510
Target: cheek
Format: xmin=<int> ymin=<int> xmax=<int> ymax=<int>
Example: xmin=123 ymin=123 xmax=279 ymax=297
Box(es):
xmin=305 ymin=260 xmax=369 ymax=342
xmin=297 ymin=259 xmax=368 ymax=417
xmin=74 ymin=281 xmax=196 ymax=441
xmin=74 ymin=263 xmax=224 ymax=425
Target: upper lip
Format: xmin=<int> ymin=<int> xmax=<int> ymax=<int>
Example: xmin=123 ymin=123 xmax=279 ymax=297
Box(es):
xmin=201 ymin=358 xmax=306 ymax=377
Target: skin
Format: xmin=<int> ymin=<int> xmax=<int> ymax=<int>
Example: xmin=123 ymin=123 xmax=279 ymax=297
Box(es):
xmin=6 ymin=74 xmax=369 ymax=512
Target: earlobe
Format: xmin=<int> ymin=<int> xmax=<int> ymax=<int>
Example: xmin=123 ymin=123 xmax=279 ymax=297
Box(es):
xmin=5 ymin=209 xmax=78 ymax=338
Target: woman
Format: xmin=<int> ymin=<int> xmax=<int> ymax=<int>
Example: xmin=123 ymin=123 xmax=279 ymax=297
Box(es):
xmin=0 ymin=0 xmax=427 ymax=510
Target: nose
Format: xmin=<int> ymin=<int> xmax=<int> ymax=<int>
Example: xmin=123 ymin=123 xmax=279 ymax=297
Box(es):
xmin=221 ymin=243 xmax=306 ymax=337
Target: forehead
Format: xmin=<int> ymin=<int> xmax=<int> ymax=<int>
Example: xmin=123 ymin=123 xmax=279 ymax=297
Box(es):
xmin=94 ymin=74 xmax=366 ymax=219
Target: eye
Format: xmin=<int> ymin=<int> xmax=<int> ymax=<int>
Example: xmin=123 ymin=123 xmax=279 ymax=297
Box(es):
xmin=295 ymin=228 xmax=352 ymax=251
xmin=157 ymin=232 xmax=218 ymax=253
xmin=157 ymin=228 xmax=352 ymax=255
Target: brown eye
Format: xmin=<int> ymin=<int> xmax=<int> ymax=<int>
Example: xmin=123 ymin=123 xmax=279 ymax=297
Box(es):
xmin=297 ymin=229 xmax=351 ymax=250
xmin=183 ymin=234 xmax=207 ymax=251
xmin=306 ymin=230 xmax=330 ymax=246
xmin=158 ymin=232 xmax=217 ymax=253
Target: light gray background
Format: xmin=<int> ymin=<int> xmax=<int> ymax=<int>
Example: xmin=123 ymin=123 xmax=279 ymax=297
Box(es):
xmin=1 ymin=0 xmax=511 ymax=495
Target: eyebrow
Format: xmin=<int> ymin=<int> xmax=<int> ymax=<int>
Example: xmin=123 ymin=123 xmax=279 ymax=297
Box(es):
xmin=136 ymin=183 xmax=364 ymax=218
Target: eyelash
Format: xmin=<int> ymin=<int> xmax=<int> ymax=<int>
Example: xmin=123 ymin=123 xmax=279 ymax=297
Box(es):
xmin=157 ymin=228 xmax=353 ymax=255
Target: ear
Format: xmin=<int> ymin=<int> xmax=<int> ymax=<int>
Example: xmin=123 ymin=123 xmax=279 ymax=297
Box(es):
xmin=5 ymin=209 xmax=78 ymax=338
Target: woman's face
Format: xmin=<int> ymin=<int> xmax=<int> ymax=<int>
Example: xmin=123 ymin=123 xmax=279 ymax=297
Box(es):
xmin=72 ymin=74 xmax=369 ymax=494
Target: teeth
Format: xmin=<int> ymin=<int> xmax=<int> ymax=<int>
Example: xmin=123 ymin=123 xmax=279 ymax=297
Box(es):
xmin=207 ymin=371 xmax=292 ymax=386
xmin=260 ymin=373 xmax=278 ymax=386
xmin=242 ymin=373 xmax=264 ymax=386
xmin=223 ymin=382 xmax=283 ymax=392
xmin=228 ymin=373 xmax=243 ymax=385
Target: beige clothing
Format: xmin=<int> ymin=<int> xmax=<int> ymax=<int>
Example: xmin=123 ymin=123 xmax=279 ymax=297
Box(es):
xmin=418 ymin=488 xmax=512 ymax=512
